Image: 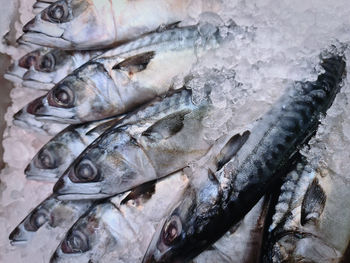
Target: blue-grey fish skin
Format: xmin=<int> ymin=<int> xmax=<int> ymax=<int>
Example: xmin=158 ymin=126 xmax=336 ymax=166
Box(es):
xmin=25 ymin=116 xmax=121 ymax=182
xmin=53 ymin=88 xmax=213 ymax=200
xmin=142 ymin=55 xmax=346 ymax=263
xmin=18 ymin=24 xmax=227 ymax=124
xmin=9 ymin=194 xmax=94 ymax=245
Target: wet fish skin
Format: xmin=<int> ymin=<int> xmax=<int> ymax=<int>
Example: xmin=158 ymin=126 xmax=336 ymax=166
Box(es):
xmin=142 ymin=55 xmax=346 ymax=263
xmin=20 ymin=24 xmax=225 ymax=124
xmin=25 ymin=117 xmax=121 ymax=182
xmin=9 ymin=194 xmax=93 ymax=245
xmin=13 ymin=105 xmax=68 ymax=136
xmin=50 ymin=172 xmax=189 ymax=263
xmin=22 ymin=48 xmax=102 ymax=90
xmin=263 ymin=160 xmax=350 ymax=263
xmin=20 ymin=0 xmax=191 ymax=50
xmin=6 ymin=47 xmax=101 ymax=90
xmin=53 ymin=89 xmax=213 ymax=200
xmin=4 ymin=48 xmax=48 ymax=83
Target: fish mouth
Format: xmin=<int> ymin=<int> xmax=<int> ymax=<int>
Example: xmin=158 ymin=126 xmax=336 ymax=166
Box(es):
xmin=19 ymin=32 xmax=71 ymax=49
xmin=25 ymin=96 xmax=78 ymax=124
xmin=25 ymin=164 xmax=59 ymax=182
xmin=54 ymin=177 xmax=107 ymax=200
xmin=3 ymin=72 xmax=23 ymax=83
xmin=23 ymin=80 xmax=54 ymax=90
xmin=9 ymin=226 xmax=31 ymax=245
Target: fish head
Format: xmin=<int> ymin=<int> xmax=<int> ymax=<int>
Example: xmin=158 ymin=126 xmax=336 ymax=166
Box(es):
xmin=143 ymin=187 xmax=200 ymax=263
xmin=143 ymin=171 xmax=224 ymax=263
xmin=9 ymin=198 xmax=56 ymax=244
xmin=4 ymin=48 xmax=48 ymax=82
xmin=21 ymin=0 xmax=116 ymax=49
xmin=25 ymin=138 xmax=75 ymax=182
xmin=22 ymin=49 xmax=72 ymax=90
xmin=50 ymin=203 xmax=126 ymax=263
xmin=54 ymin=131 xmax=155 ymax=200
xmin=26 ymin=61 xmax=119 ymax=123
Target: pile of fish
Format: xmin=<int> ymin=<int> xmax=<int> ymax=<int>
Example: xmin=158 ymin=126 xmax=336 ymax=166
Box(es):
xmin=3 ymin=0 xmax=350 ymax=262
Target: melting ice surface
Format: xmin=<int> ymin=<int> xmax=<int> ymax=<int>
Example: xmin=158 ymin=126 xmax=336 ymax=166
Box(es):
xmin=1 ymin=0 xmax=350 ymax=262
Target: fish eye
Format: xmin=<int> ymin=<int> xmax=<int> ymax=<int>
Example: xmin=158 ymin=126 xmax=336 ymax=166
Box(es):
xmin=49 ymin=85 xmax=75 ymax=108
xmin=36 ymin=149 xmax=56 ymax=169
xmin=19 ymin=53 xmax=39 ymax=69
xmin=37 ymin=53 xmax=56 ymax=72
xmin=162 ymin=215 xmax=182 ymax=246
xmin=63 ymin=230 xmax=89 ymax=253
xmin=25 ymin=209 xmax=49 ymax=231
xmin=74 ymin=159 xmax=99 ymax=182
xmin=42 ymin=2 xmax=70 ymax=23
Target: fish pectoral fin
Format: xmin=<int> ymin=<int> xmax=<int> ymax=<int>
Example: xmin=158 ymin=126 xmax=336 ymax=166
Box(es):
xmin=301 ymin=178 xmax=326 ymax=226
xmin=155 ymin=21 xmax=181 ymax=32
xmin=142 ymin=110 xmax=190 ymax=141
xmin=216 ymin=130 xmax=250 ymax=170
xmin=112 ymin=51 xmax=156 ymax=74
xmin=120 ymin=180 xmax=156 ymax=205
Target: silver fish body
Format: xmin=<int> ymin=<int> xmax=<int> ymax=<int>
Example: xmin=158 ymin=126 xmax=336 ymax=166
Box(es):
xmin=50 ymin=172 xmax=189 ymax=263
xmin=20 ymin=0 xmax=191 ymax=50
xmin=142 ymin=55 xmax=346 ymax=263
xmin=20 ymin=24 xmax=226 ymax=124
xmin=6 ymin=48 xmax=101 ymax=90
xmin=25 ymin=117 xmax=121 ymax=182
xmin=53 ymin=88 xmax=214 ymax=200
xmin=9 ymin=194 xmax=93 ymax=245
xmin=263 ymin=162 xmax=350 ymax=263
xmin=193 ymin=196 xmax=270 ymax=263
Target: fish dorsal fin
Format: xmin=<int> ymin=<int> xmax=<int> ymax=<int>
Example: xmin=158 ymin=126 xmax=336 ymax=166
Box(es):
xmin=112 ymin=51 xmax=155 ymax=74
xmin=301 ymin=178 xmax=326 ymax=226
xmin=156 ymin=21 xmax=181 ymax=32
xmin=142 ymin=110 xmax=190 ymax=141
xmin=216 ymin=131 xmax=250 ymax=170
xmin=120 ymin=181 xmax=156 ymax=205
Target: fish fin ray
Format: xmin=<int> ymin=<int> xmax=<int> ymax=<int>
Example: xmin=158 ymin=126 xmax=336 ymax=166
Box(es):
xmin=301 ymin=178 xmax=326 ymax=225
xmin=216 ymin=130 xmax=250 ymax=170
xmin=112 ymin=51 xmax=155 ymax=73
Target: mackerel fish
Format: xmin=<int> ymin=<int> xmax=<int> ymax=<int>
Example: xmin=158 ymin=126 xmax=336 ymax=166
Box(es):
xmin=142 ymin=54 xmax=346 ymax=263
xmin=18 ymin=23 xmax=230 ymax=124
xmin=20 ymin=0 xmax=192 ymax=50
xmin=52 ymin=88 xmax=214 ymax=200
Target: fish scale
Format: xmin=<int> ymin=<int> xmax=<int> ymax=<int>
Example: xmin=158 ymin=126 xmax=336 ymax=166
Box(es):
xmin=142 ymin=54 xmax=346 ymax=263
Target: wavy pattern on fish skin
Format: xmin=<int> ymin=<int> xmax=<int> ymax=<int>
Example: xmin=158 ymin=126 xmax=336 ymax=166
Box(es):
xmin=142 ymin=53 xmax=346 ymax=263
xmin=52 ymin=88 xmax=214 ymax=200
xmin=18 ymin=23 xmax=228 ymax=124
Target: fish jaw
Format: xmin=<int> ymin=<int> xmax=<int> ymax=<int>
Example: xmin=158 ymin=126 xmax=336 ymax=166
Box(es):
xmin=50 ymin=203 xmax=117 ymax=263
xmin=24 ymin=94 xmax=79 ymax=124
xmin=9 ymin=224 xmax=34 ymax=245
xmin=21 ymin=0 xmax=117 ymax=50
xmin=4 ymin=64 xmax=27 ymax=83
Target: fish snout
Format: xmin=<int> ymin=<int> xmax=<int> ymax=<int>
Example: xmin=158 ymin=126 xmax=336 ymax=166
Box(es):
xmin=22 ymin=20 xmax=34 ymax=33
xmin=23 ymin=19 xmax=36 ymax=33
xmin=53 ymin=176 xmax=66 ymax=193
xmin=13 ymin=108 xmax=27 ymax=121
xmin=27 ymin=96 xmax=46 ymax=115
xmin=9 ymin=225 xmax=31 ymax=245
